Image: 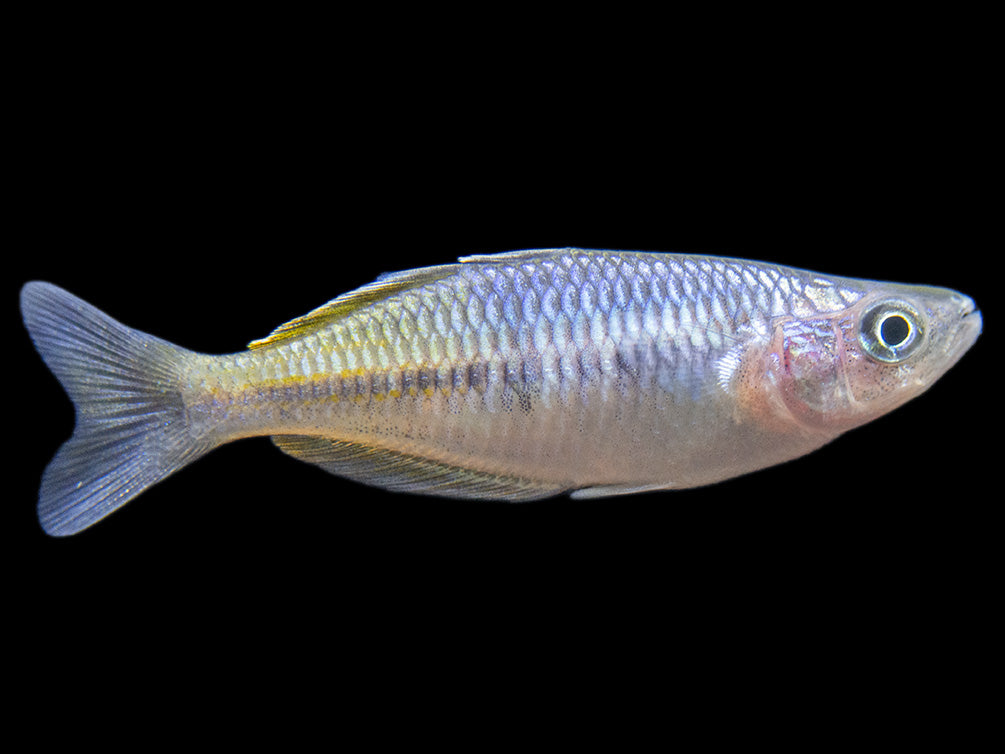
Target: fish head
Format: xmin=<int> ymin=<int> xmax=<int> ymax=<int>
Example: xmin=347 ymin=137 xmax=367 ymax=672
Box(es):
xmin=764 ymin=283 xmax=981 ymax=433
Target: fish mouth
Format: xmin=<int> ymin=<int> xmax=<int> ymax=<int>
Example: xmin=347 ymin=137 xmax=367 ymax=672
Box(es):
xmin=949 ymin=296 xmax=982 ymax=361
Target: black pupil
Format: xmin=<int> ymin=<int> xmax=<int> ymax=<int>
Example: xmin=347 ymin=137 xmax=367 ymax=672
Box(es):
xmin=880 ymin=314 xmax=910 ymax=347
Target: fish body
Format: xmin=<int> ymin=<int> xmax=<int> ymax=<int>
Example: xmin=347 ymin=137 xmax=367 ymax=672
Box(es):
xmin=21 ymin=249 xmax=982 ymax=536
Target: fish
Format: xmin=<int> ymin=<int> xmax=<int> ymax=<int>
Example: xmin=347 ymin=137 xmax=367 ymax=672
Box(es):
xmin=21 ymin=248 xmax=981 ymax=536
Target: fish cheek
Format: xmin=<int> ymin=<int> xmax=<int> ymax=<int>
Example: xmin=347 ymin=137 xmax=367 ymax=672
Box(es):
xmin=841 ymin=340 xmax=913 ymax=412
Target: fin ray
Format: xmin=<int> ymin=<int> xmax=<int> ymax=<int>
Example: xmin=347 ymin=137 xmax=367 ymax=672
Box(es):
xmin=272 ymin=435 xmax=566 ymax=501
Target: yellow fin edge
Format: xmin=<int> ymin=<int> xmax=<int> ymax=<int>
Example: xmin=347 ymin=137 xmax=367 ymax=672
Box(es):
xmin=248 ymin=263 xmax=459 ymax=350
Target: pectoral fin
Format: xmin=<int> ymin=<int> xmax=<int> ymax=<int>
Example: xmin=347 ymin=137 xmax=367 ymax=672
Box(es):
xmin=569 ymin=482 xmax=675 ymax=499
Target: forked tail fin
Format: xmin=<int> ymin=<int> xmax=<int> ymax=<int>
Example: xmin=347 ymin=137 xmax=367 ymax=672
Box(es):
xmin=21 ymin=282 xmax=213 ymax=536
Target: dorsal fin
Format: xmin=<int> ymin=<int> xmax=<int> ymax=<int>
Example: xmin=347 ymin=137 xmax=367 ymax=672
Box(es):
xmin=247 ymin=249 xmax=599 ymax=350
xmin=457 ymin=247 xmax=583 ymax=263
xmin=248 ymin=262 xmax=460 ymax=349
xmin=271 ymin=435 xmax=567 ymax=501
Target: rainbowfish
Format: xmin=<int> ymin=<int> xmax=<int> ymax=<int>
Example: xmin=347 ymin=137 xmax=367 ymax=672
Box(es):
xmin=21 ymin=249 xmax=981 ymax=536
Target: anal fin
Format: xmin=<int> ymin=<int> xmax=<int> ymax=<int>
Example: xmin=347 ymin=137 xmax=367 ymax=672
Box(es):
xmin=272 ymin=435 xmax=567 ymax=502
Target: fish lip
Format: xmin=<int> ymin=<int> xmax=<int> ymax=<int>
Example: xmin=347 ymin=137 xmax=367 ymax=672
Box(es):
xmin=959 ymin=294 xmax=979 ymax=320
xmin=959 ymin=295 xmax=982 ymax=332
xmin=949 ymin=298 xmax=982 ymax=360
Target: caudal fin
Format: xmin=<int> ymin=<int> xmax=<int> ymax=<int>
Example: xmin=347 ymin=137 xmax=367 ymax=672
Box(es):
xmin=21 ymin=282 xmax=213 ymax=536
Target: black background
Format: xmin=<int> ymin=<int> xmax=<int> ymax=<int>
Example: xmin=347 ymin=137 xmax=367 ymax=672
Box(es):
xmin=6 ymin=14 xmax=995 ymax=736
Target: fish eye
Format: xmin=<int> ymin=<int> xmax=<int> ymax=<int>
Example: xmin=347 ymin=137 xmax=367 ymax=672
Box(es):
xmin=859 ymin=300 xmax=924 ymax=363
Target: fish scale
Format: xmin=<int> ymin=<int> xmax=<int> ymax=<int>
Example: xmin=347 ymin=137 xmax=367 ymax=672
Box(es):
xmin=21 ymin=248 xmax=981 ymax=535
xmin=224 ymin=254 xmax=819 ymax=451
